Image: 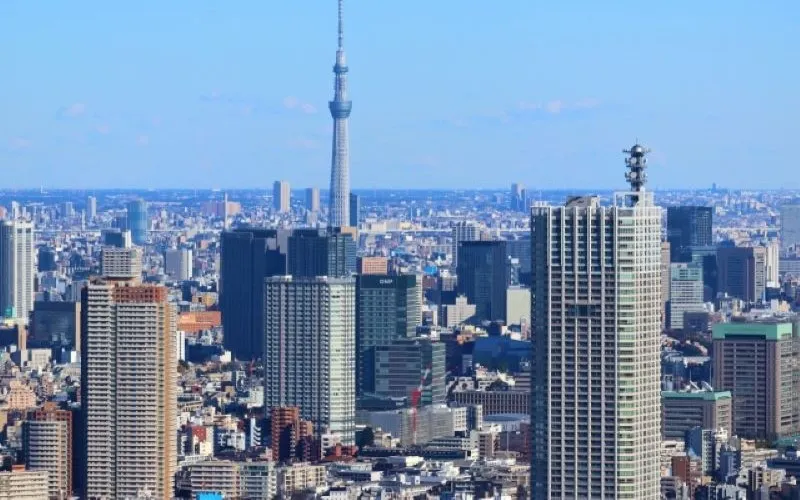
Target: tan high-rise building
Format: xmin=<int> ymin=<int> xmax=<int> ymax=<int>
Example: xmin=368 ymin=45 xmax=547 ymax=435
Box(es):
xmin=273 ymin=180 xmax=291 ymax=213
xmin=531 ymin=145 xmax=662 ymax=499
xmin=80 ymin=279 xmax=176 ymax=499
xmin=713 ymin=317 xmax=800 ymax=440
xmin=24 ymin=402 xmax=73 ymax=499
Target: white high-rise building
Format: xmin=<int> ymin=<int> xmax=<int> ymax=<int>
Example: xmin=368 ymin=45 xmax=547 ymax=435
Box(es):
xmin=273 ymin=180 xmax=291 ymax=213
xmin=81 ymin=279 xmax=177 ymax=499
xmin=86 ymin=196 xmax=97 ymax=220
xmin=451 ymin=221 xmax=484 ymax=268
xmin=165 ymin=248 xmax=193 ymax=281
xmin=669 ymin=263 xmax=705 ymax=330
xmin=531 ymin=145 xmax=662 ymax=499
xmin=0 ymin=220 xmax=35 ymax=322
xmin=264 ymin=276 xmax=356 ymax=444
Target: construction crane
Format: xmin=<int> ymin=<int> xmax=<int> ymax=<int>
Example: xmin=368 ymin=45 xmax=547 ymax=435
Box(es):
xmin=410 ymin=366 xmax=431 ymax=445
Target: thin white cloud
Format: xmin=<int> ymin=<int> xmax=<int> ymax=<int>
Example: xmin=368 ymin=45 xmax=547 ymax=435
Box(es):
xmin=58 ymin=102 xmax=86 ymax=118
xmin=8 ymin=137 xmax=33 ymax=150
xmin=545 ymin=100 xmax=563 ymax=114
xmin=136 ymin=135 xmax=150 ymax=146
xmin=300 ymin=103 xmax=317 ymax=114
xmin=287 ymin=137 xmax=320 ymax=150
xmin=283 ymin=96 xmax=317 ymax=114
xmin=283 ymin=96 xmax=299 ymax=109
xmin=95 ymin=124 xmax=111 ymax=135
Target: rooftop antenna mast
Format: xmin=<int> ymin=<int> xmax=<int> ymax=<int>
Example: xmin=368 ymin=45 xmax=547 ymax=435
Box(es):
xmin=622 ymin=142 xmax=650 ymax=204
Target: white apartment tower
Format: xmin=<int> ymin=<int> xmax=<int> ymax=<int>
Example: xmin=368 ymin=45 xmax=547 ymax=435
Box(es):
xmin=530 ymin=145 xmax=662 ymax=499
xmin=80 ymin=279 xmax=177 ymax=499
xmin=273 ymin=180 xmax=291 ymax=213
xmin=264 ymin=276 xmax=356 ymax=444
xmin=0 ymin=220 xmax=35 ymax=322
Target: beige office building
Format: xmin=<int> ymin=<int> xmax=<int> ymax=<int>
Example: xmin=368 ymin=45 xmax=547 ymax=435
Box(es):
xmin=81 ymin=279 xmax=177 ymax=499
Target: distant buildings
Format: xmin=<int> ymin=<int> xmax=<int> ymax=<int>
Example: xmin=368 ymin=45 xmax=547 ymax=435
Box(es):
xmin=442 ymin=295 xmax=476 ymax=328
xmin=305 ymin=187 xmax=320 ymax=213
xmin=668 ymin=263 xmax=705 ymax=330
xmin=86 ymin=195 xmax=97 ymax=220
xmin=264 ymin=277 xmax=356 ymax=445
xmin=713 ymin=318 xmax=800 ymax=440
xmin=29 ymin=300 xmax=81 ymax=352
xmin=451 ymin=221 xmax=484 ymax=268
xmin=357 ymin=256 xmax=388 ymax=275
xmin=125 ymin=199 xmax=148 ymax=245
xmin=220 ymin=228 xmax=285 ymax=360
xmin=456 ymin=241 xmax=508 ymax=323
xmin=0 ymin=220 xmax=35 ymax=321
xmin=273 ymin=180 xmax=291 ymax=213
xmin=666 ymin=206 xmax=713 ymax=262
xmin=372 ymin=338 xmax=446 ymax=406
xmin=717 ymin=246 xmax=766 ymax=303
xmin=780 ymin=204 xmax=800 ymax=252
xmin=165 ymin=247 xmax=193 ymax=281
xmin=80 ymin=279 xmax=176 ymax=499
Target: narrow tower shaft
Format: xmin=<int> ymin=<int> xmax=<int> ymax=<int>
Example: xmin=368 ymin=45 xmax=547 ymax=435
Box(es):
xmin=328 ymin=0 xmax=352 ymax=228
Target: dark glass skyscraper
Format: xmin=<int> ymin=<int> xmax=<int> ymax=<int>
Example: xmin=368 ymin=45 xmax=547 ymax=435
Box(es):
xmin=287 ymin=228 xmax=356 ymax=278
xmin=456 ymin=241 xmax=508 ymax=323
xmin=125 ymin=200 xmax=148 ymax=246
xmin=220 ymin=228 xmax=286 ymax=360
xmin=667 ymin=206 xmax=713 ymax=262
xmin=349 ymin=193 xmax=360 ymax=228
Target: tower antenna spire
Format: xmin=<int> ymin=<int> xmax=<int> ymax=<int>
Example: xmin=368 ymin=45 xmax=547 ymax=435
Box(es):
xmin=338 ymin=0 xmax=344 ymax=49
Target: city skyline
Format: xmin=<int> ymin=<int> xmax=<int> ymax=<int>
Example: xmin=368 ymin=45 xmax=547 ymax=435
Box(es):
xmin=2 ymin=1 xmax=798 ymax=189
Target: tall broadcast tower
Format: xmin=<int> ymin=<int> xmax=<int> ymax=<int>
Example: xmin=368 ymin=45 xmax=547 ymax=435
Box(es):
xmin=328 ymin=0 xmax=352 ymax=228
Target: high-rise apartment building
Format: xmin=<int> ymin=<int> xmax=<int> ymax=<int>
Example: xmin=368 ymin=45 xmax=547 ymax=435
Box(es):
xmin=287 ymin=228 xmax=356 ymax=278
xmin=780 ymin=204 xmax=800 ymax=252
xmin=349 ymin=193 xmax=360 ymax=227
xmin=0 ymin=468 xmax=49 ymax=499
xmin=24 ymin=402 xmax=73 ymax=499
xmin=712 ymin=317 xmax=800 ymax=440
xmin=86 ymin=195 xmax=97 ymax=220
xmin=0 ymin=220 xmax=35 ymax=321
xmin=270 ymin=407 xmax=316 ymax=463
xmin=661 ymin=241 xmax=671 ymax=327
xmin=220 ymin=228 xmax=286 ymax=360
xmin=666 ymin=206 xmax=713 ymax=262
xmin=100 ymin=246 xmax=143 ymax=281
xmin=273 ymin=180 xmax=291 ymax=213
xmin=356 ymin=275 xmax=421 ymax=395
xmin=125 ymin=199 xmax=148 ymax=245
xmin=264 ymin=276 xmax=356 ymax=444
xmin=717 ymin=246 xmax=766 ymax=303
xmin=80 ymin=279 xmax=177 ymax=499
xmin=530 ymin=145 xmax=662 ymax=499
xmin=456 ymin=241 xmax=508 ymax=323
xmin=451 ymin=221 xmax=484 ymax=268
xmin=165 ymin=247 xmax=193 ymax=281
xmin=305 ymin=187 xmax=320 ymax=213
xmin=668 ymin=263 xmax=705 ymax=330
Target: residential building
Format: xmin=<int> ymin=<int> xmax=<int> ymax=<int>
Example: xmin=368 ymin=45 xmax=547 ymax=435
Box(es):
xmin=0 ymin=468 xmax=49 ymax=500
xmin=23 ymin=409 xmax=71 ymax=499
xmin=264 ymin=277 xmax=356 ymax=444
xmin=530 ymin=146 xmax=662 ymax=498
xmin=80 ymin=279 xmax=177 ymax=499
xmin=442 ymin=295 xmax=476 ymax=327
xmin=100 ymin=246 xmax=143 ymax=280
xmin=0 ymin=220 xmax=34 ymax=321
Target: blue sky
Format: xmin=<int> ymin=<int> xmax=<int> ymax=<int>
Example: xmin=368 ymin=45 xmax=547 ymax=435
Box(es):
xmin=1 ymin=1 xmax=798 ymax=189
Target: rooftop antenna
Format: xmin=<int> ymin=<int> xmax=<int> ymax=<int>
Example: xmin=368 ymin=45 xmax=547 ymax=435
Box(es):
xmin=622 ymin=142 xmax=651 ymax=204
